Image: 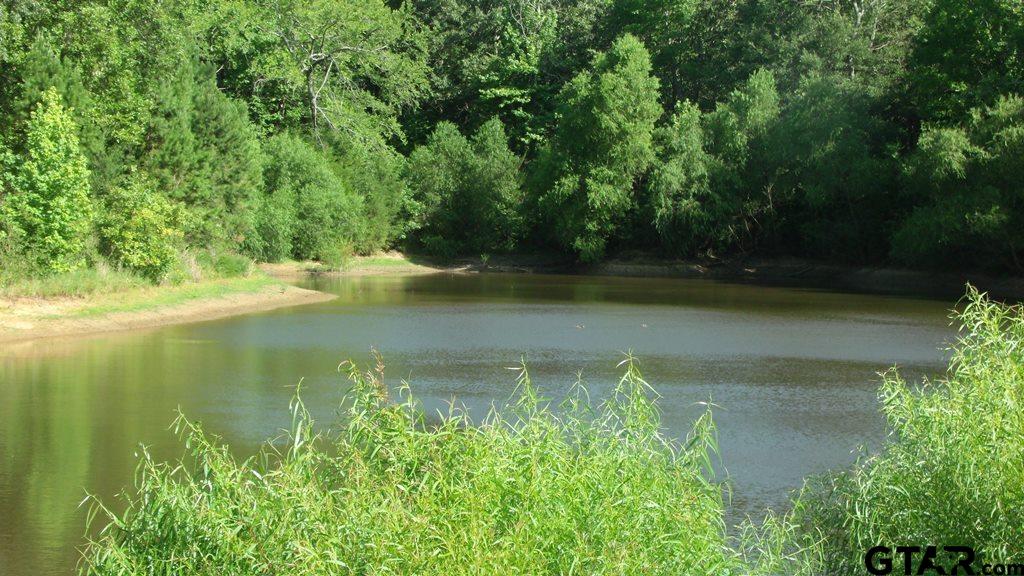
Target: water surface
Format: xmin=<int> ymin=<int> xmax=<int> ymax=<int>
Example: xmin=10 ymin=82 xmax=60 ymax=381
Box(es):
xmin=0 ymin=273 xmax=955 ymax=576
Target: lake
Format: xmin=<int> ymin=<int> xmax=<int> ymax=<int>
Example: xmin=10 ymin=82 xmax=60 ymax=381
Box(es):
xmin=0 ymin=272 xmax=955 ymax=576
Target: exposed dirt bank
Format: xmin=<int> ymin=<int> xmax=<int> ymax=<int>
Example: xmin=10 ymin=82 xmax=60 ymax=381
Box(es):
xmin=271 ymin=251 xmax=1023 ymax=301
xmin=0 ymin=282 xmax=335 ymax=344
xmin=259 ymin=253 xmax=446 ymax=280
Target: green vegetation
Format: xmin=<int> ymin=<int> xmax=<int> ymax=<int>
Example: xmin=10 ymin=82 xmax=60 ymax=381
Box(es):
xmin=797 ymin=288 xmax=1024 ymax=572
xmin=2 ymin=0 xmax=1023 ymax=283
xmin=79 ymin=291 xmax=1024 ymax=574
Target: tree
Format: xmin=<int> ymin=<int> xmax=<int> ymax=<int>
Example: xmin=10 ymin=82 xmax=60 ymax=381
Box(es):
xmin=407 ymin=118 xmax=523 ymax=257
xmin=259 ymin=133 xmax=362 ymax=262
xmin=144 ymin=67 xmax=262 ymax=249
xmin=763 ymin=74 xmax=895 ymax=262
xmin=893 ymin=95 xmax=1024 ymax=271
xmin=649 ymin=69 xmax=780 ymax=255
xmin=532 ymin=34 xmax=661 ymax=262
xmin=215 ymin=0 xmax=429 ymax=143
xmin=909 ymin=0 xmax=1024 ymax=125
xmin=99 ymin=173 xmax=183 ymax=281
xmin=2 ymin=89 xmax=93 ymax=272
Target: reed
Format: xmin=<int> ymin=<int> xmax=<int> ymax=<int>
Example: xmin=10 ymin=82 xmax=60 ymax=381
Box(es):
xmin=81 ymin=355 xmax=754 ymax=575
xmin=80 ymin=289 xmax=1024 ymax=575
xmin=799 ymin=287 xmax=1024 ymax=572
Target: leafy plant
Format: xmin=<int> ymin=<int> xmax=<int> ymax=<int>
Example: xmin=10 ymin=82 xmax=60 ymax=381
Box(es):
xmin=98 ymin=173 xmax=183 ymax=282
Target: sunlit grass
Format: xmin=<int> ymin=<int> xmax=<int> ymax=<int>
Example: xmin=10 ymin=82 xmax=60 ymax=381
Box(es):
xmin=798 ymin=287 xmax=1024 ymax=572
xmin=81 ymin=356 xmax=800 ymax=575
xmin=71 ymin=275 xmax=279 ymax=317
xmin=0 ymin=267 xmax=150 ymax=299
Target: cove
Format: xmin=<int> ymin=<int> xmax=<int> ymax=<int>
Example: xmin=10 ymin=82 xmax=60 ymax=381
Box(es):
xmin=0 ymin=272 xmax=954 ymax=576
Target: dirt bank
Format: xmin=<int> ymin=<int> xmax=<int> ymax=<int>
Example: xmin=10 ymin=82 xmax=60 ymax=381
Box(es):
xmin=259 ymin=253 xmax=447 ymax=280
xmin=0 ymin=282 xmax=335 ymax=344
xmin=286 ymin=251 xmax=1022 ymax=300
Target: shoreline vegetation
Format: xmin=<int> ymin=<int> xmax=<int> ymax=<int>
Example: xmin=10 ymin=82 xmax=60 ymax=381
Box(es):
xmin=6 ymin=249 xmax=1024 ymax=346
xmin=0 ymin=274 xmax=333 ymax=345
xmin=79 ymin=291 xmax=1024 ymax=575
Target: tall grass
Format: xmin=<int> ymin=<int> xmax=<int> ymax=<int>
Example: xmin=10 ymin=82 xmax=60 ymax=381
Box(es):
xmin=80 ymin=356 xmax=764 ymax=575
xmin=800 ymin=287 xmax=1024 ymax=572
xmin=0 ymin=265 xmax=149 ymax=299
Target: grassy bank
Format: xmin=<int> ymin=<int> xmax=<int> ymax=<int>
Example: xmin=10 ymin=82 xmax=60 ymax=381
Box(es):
xmin=79 ymin=291 xmax=1023 ymax=574
xmin=0 ymin=253 xmax=334 ymax=343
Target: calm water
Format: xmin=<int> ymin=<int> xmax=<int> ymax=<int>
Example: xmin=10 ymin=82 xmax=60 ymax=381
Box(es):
xmin=0 ymin=272 xmax=956 ymax=576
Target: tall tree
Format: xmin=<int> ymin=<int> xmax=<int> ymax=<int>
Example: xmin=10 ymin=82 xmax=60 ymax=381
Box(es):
xmin=532 ymin=34 xmax=661 ymax=262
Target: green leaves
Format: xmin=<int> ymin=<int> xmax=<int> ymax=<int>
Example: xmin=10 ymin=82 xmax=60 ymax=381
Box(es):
xmin=99 ymin=173 xmax=184 ymax=281
xmin=894 ymin=95 xmax=1024 ymax=270
xmin=2 ymin=89 xmax=93 ymax=273
xmin=82 ymin=356 xmax=738 ymax=575
xmin=534 ymin=34 xmax=661 ymax=262
xmin=407 ymin=118 xmax=523 ymax=257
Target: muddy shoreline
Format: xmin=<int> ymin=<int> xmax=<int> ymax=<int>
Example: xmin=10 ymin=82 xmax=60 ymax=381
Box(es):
xmin=305 ymin=253 xmax=1022 ymax=301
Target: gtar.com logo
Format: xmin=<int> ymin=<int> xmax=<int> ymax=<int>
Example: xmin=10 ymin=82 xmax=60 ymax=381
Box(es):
xmin=865 ymin=546 xmax=1023 ymax=575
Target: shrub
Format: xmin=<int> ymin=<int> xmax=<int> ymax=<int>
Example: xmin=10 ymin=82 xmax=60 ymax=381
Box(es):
xmin=245 ymin=186 xmax=296 ymax=263
xmin=801 ymin=288 xmax=1024 ymax=573
xmin=261 ymin=133 xmax=362 ymax=262
xmin=531 ymin=34 xmax=662 ymax=262
xmin=407 ymin=118 xmax=523 ymax=257
xmin=893 ymin=95 xmax=1024 ymax=270
xmin=98 ymin=174 xmax=183 ymax=282
xmin=81 ymin=357 xmax=746 ymax=575
xmin=2 ymin=88 xmax=94 ymax=273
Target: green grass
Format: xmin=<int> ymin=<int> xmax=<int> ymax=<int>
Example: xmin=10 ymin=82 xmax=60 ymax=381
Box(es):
xmin=71 ymin=275 xmax=279 ymax=317
xmin=352 ymin=255 xmax=416 ymax=267
xmin=0 ymin=267 xmax=150 ymax=299
xmin=795 ymin=287 xmax=1024 ymax=572
xmin=78 ymin=290 xmax=1024 ymax=575
xmin=82 ymin=356 xmax=815 ymax=575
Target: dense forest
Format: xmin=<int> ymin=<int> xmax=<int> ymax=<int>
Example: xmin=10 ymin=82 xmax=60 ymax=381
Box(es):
xmin=1 ymin=0 xmax=1022 ymax=282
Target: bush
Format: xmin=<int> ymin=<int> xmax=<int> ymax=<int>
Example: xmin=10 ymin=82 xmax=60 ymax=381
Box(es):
xmin=801 ymin=289 xmax=1024 ymax=573
xmin=81 ymin=357 xmax=748 ymax=575
xmin=245 ymin=186 xmax=296 ymax=263
xmin=98 ymin=174 xmax=183 ymax=282
xmin=531 ymin=34 xmax=662 ymax=262
xmin=260 ymin=133 xmax=362 ymax=262
xmin=407 ymin=118 xmax=523 ymax=257
xmin=892 ymin=95 xmax=1024 ymax=270
xmin=649 ymin=70 xmax=780 ymax=256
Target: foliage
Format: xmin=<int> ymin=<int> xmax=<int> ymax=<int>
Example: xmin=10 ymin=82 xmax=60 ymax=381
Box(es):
xmin=260 ymin=133 xmax=362 ymax=262
xmin=801 ymin=289 xmax=1024 ymax=573
xmin=893 ymin=95 xmax=1024 ymax=271
xmin=144 ymin=68 xmax=263 ymax=248
xmin=98 ymin=174 xmax=184 ymax=281
xmin=764 ymin=74 xmax=895 ymax=262
xmin=2 ymin=0 xmax=1024 ymax=278
xmin=0 ymin=264 xmax=149 ymax=299
xmin=532 ymin=34 xmax=661 ymax=262
xmin=908 ymin=0 xmax=1024 ymax=124
xmin=408 ymin=118 xmax=523 ymax=256
xmin=80 ymin=356 xmax=753 ymax=575
xmin=650 ymin=69 xmax=779 ymax=255
xmin=1 ymin=88 xmax=94 ymax=273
